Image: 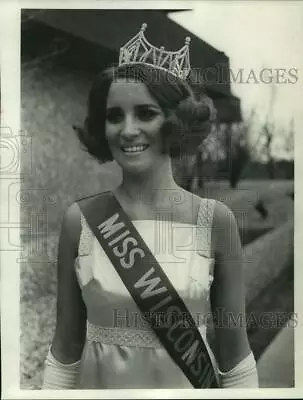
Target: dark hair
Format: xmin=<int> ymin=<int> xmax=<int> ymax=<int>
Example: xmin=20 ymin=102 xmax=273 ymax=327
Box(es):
xmin=74 ymin=63 xmax=216 ymax=163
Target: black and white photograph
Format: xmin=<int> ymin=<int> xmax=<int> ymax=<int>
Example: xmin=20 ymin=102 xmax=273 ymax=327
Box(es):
xmin=1 ymin=2 xmax=302 ymax=397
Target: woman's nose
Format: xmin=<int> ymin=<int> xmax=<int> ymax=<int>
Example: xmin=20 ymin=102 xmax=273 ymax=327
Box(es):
xmin=120 ymin=114 xmax=140 ymax=138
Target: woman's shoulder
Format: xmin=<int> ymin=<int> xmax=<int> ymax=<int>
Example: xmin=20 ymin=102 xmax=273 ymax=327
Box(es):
xmin=61 ymin=191 xmax=108 ymax=242
xmin=63 ymin=191 xmax=113 ymax=242
xmin=60 ymin=202 xmax=82 ymax=250
xmin=180 ymin=190 xmax=229 ymax=219
xmin=174 ymin=189 xmax=222 ymax=225
xmin=211 ymin=200 xmax=237 ymax=229
xmin=192 ymin=195 xmax=234 ymax=229
xmin=209 ymin=200 xmax=241 ymax=257
xmin=75 ymin=190 xmax=112 ymax=208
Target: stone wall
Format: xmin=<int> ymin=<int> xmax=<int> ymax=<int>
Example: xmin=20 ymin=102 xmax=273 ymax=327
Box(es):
xmin=21 ymin=58 xmax=122 ymax=237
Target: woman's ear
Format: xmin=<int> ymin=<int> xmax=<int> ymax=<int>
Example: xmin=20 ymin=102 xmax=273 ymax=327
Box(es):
xmin=159 ymin=110 xmax=178 ymax=155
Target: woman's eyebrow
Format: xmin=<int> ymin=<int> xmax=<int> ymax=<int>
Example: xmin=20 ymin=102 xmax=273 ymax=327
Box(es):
xmin=136 ymin=104 xmax=161 ymax=109
xmin=106 ymin=104 xmax=161 ymax=110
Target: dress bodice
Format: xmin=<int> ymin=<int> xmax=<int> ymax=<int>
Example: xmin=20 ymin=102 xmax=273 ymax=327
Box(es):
xmin=73 ymin=197 xmax=218 ymax=389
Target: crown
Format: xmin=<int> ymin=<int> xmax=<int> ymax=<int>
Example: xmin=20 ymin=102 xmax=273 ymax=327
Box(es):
xmin=119 ymin=23 xmax=191 ymax=80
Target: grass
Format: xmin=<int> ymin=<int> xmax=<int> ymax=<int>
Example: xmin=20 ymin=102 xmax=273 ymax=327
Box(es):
xmin=243 ymin=219 xmax=294 ymax=305
xmin=21 ymin=295 xmax=56 ymax=388
xmin=247 ymin=263 xmax=294 ymax=360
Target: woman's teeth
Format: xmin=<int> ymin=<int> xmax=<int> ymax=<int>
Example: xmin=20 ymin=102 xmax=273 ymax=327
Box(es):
xmin=122 ymin=145 xmax=149 ymax=153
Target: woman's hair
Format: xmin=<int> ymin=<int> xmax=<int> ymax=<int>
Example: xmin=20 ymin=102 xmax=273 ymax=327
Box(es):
xmin=74 ymin=63 xmax=217 ymax=163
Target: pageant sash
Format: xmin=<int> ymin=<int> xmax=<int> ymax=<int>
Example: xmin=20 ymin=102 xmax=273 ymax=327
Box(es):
xmin=77 ymin=191 xmax=220 ymax=388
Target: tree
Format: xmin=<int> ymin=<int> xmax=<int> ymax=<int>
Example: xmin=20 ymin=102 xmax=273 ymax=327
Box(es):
xmin=216 ymin=109 xmax=255 ymax=188
xmin=284 ymin=118 xmax=294 ymax=161
xmin=228 ymin=120 xmax=252 ymax=188
xmin=257 ymin=84 xmax=277 ymax=179
xmin=262 ymin=121 xmax=275 ymax=179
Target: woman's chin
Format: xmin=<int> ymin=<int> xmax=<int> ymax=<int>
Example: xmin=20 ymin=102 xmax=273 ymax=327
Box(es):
xmin=113 ymin=148 xmax=168 ymax=176
xmin=113 ymin=151 xmax=150 ymax=172
xmin=115 ymin=157 xmax=151 ymax=175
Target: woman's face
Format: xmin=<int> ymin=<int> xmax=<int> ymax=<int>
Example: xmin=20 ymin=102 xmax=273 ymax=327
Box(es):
xmin=105 ymin=79 xmax=167 ymax=174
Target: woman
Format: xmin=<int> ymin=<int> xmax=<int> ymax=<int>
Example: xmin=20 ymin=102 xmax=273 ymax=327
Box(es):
xmin=42 ymin=47 xmax=258 ymax=389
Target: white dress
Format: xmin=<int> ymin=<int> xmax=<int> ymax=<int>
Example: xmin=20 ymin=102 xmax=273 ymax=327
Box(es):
xmin=74 ymin=197 xmax=218 ymax=389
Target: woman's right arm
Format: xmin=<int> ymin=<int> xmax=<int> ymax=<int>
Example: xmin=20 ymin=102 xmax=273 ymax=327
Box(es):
xmin=51 ymin=202 xmax=87 ymax=363
xmin=42 ymin=202 xmax=87 ymax=389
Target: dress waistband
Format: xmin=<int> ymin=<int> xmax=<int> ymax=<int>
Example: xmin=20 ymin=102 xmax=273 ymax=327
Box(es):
xmin=86 ymin=321 xmax=207 ymax=349
xmin=86 ymin=321 xmax=163 ymax=348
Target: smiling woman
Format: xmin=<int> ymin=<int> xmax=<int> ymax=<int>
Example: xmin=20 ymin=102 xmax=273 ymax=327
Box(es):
xmin=75 ymin=63 xmax=214 ymax=164
xmin=105 ymin=79 xmax=166 ymax=175
xmin=42 ymin=24 xmax=258 ymax=390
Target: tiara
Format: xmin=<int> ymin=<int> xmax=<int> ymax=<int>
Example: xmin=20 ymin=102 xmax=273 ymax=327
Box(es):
xmin=119 ymin=23 xmax=191 ymax=80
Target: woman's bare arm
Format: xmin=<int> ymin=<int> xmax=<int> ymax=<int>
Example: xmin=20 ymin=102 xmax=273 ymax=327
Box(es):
xmin=210 ymin=201 xmax=251 ymax=373
xmin=50 ymin=202 xmax=87 ymax=363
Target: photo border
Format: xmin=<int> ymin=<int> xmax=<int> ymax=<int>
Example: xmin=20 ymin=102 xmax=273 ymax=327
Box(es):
xmin=1 ymin=0 xmax=302 ymax=398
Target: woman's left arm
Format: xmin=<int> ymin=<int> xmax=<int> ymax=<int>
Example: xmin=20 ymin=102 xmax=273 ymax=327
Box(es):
xmin=210 ymin=200 xmax=259 ymax=387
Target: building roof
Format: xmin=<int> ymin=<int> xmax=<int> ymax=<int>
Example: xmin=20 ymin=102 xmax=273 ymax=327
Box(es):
xmin=21 ymin=9 xmax=242 ymax=122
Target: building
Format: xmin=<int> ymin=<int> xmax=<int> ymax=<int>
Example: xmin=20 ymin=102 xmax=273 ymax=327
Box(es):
xmin=21 ymin=9 xmax=242 ymax=123
xmin=20 ymin=8 xmax=243 ymax=232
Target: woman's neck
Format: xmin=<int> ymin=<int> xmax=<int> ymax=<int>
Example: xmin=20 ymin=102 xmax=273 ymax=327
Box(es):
xmin=116 ymin=159 xmax=182 ymax=207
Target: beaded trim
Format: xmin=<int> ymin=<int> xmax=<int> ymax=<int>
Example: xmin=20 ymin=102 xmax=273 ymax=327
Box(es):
xmin=196 ymin=198 xmax=216 ymax=258
xmin=79 ymin=212 xmax=94 ymax=256
xmin=86 ymin=321 xmax=208 ymax=349
xmin=86 ymin=321 xmax=163 ymax=348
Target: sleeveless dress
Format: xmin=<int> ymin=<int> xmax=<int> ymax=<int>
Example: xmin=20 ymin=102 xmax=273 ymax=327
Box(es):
xmin=74 ymin=197 xmax=218 ymax=389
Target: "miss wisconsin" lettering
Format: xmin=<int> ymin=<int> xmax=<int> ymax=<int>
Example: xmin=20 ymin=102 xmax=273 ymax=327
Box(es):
xmin=97 ymin=212 xmax=216 ymax=388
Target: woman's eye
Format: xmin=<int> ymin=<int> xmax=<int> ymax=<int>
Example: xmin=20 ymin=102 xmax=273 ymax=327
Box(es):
xmin=137 ymin=108 xmax=158 ymax=121
xmin=106 ymin=109 xmax=124 ymax=124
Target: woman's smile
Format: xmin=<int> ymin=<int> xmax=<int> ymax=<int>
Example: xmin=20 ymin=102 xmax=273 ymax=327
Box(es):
xmin=121 ymin=144 xmax=150 ymax=154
